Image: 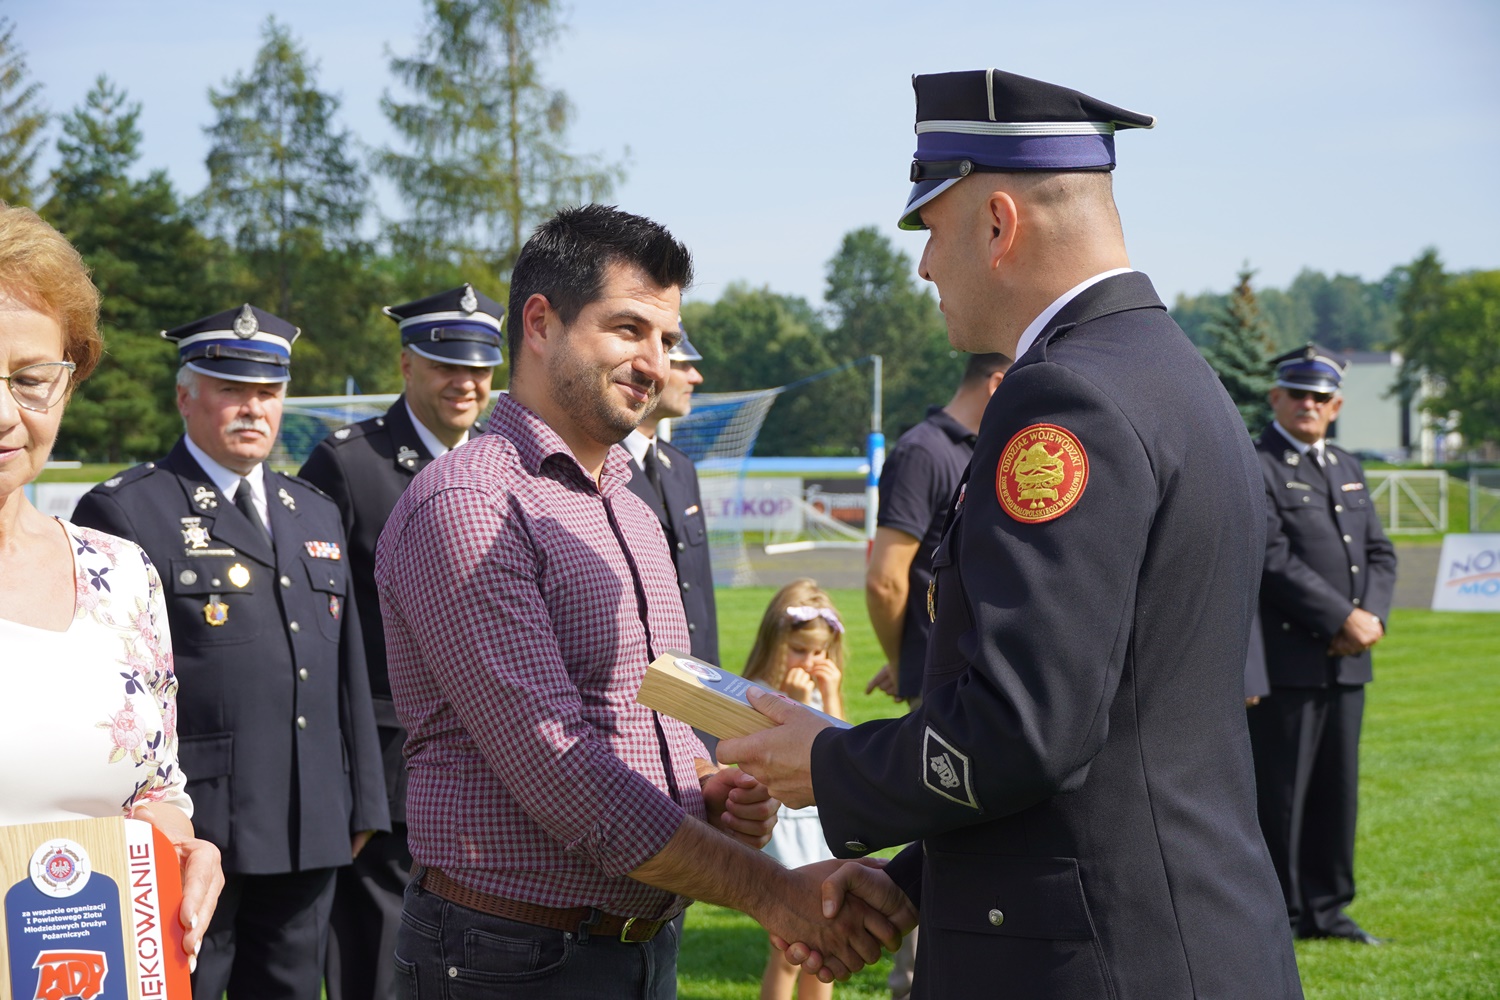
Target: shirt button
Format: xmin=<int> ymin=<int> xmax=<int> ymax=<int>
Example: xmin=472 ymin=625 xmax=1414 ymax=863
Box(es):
xmin=280 ymin=575 xmax=292 ymax=588
xmin=289 ymin=621 xmax=301 ymax=633
xmin=988 ymin=908 xmax=1005 ymax=927
xmin=1335 ymin=504 xmax=1344 ymax=512
xmin=844 ymin=840 xmax=869 ymax=854
xmin=1343 ymin=535 xmax=1352 ymax=543
xmin=298 ymin=668 xmax=309 ymax=681
xmin=296 ymin=716 xmax=307 ymax=730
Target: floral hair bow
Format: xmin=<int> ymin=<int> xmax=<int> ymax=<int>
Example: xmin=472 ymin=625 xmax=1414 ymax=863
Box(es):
xmin=786 ymin=605 xmax=844 ymax=633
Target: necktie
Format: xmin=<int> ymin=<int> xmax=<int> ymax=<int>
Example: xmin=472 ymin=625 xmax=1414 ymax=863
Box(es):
xmin=641 ymin=445 xmax=667 ymax=504
xmin=235 ymin=477 xmax=271 ymax=543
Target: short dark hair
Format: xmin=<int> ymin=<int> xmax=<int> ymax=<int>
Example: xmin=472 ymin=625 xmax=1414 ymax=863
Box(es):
xmin=507 ymin=205 xmax=694 ymax=366
xmin=962 ymin=352 xmax=1011 ymax=385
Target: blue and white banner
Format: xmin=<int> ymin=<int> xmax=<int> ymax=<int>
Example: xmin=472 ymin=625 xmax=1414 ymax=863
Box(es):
xmin=1430 ymin=534 xmax=1500 ymax=611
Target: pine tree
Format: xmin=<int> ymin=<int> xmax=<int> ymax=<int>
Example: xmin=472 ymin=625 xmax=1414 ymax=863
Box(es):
xmin=199 ymin=17 xmax=369 ymax=317
xmin=42 ymin=77 xmax=219 ymax=462
xmin=378 ymin=0 xmax=624 ymax=278
xmin=0 ymin=15 xmax=46 ymax=206
xmin=1202 ymin=266 xmax=1275 ymax=433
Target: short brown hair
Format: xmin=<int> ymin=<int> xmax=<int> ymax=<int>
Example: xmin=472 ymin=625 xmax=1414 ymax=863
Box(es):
xmin=0 ymin=205 xmax=102 ymax=382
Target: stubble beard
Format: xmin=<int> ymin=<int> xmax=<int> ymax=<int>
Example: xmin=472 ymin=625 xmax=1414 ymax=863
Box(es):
xmin=551 ymin=352 xmax=660 ymax=446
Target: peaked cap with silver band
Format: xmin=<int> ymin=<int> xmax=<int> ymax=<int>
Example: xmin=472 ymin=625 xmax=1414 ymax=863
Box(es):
xmin=900 ymin=68 xmax=1156 ymax=230
xmin=163 ymin=304 xmax=300 ymax=384
xmin=669 ymin=318 xmax=702 ymax=363
xmin=384 ymin=283 xmax=504 ymax=367
xmin=1271 ymin=344 xmax=1346 ymax=394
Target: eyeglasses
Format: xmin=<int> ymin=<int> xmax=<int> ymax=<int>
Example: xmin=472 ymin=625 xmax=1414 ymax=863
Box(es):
xmin=1285 ymin=388 xmax=1334 ymax=405
xmin=2 ymin=361 xmax=76 ymax=412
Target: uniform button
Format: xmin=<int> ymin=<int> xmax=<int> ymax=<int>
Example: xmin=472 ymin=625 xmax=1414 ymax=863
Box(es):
xmin=298 ymin=668 xmax=309 ymax=681
xmin=844 ymin=840 xmax=869 ymax=854
xmin=1353 ymin=598 xmax=1362 ymax=606
xmin=1335 ymin=504 xmax=1344 ymax=512
xmin=296 ymin=716 xmax=307 ymax=729
xmin=1343 ymin=534 xmax=1353 ymax=543
xmin=1282 ymin=622 xmax=1291 ymax=631
xmin=988 ymin=908 xmax=1005 ymax=927
xmin=179 ymin=570 xmax=198 ymax=586
xmin=681 ymin=581 xmax=690 ymax=591
xmin=688 ymin=623 xmax=697 ymax=633
xmin=280 ymin=575 xmax=292 ymax=588
xmin=289 ymin=621 xmax=301 ymax=633
xmin=211 ymin=578 xmax=222 ymax=587
xmin=1351 ymin=566 xmax=1360 ymax=574
xmin=1301 ymin=496 xmax=1310 ymax=503
xmin=327 ymin=577 xmax=337 ymax=587
xmin=677 ymin=541 xmax=686 ymax=552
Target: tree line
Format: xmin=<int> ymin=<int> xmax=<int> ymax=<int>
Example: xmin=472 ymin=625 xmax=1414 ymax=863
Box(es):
xmin=1 ymin=7 xmax=1491 ymax=460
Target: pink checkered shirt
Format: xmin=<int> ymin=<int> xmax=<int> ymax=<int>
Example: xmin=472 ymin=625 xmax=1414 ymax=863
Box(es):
xmin=375 ymin=393 xmax=708 ymax=919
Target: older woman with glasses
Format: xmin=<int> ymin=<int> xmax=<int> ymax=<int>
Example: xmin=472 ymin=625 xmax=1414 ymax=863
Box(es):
xmin=0 ymin=205 xmax=222 ymax=970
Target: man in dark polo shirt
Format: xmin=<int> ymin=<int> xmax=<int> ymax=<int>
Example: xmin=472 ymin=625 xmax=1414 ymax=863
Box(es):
xmin=866 ymin=353 xmax=1008 ymax=707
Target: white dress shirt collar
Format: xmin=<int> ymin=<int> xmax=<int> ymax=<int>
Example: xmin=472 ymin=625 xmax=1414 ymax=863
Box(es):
xmin=405 ymin=400 xmax=468 ymax=460
xmin=1012 ymin=267 xmax=1135 ymax=364
xmin=1272 ymin=421 xmax=1327 ymax=463
xmin=622 ymin=429 xmax=654 ymax=468
xmin=183 ymin=435 xmax=272 ymax=536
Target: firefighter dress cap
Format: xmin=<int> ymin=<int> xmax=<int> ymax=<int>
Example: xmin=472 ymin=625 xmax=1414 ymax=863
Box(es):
xmin=900 ymin=68 xmax=1156 ymax=230
xmin=163 ymin=304 xmax=300 ymax=384
xmin=1271 ymin=345 xmax=1346 ymax=393
xmin=384 ymin=284 xmax=505 ymax=367
xmin=669 ymin=318 xmax=702 ymax=363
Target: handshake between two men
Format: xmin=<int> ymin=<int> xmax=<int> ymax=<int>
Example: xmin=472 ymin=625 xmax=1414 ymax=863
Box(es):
xmin=634 ymin=688 xmax=918 ymax=983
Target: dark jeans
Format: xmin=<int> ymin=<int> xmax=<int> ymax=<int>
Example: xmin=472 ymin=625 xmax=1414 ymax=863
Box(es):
xmin=394 ymin=877 xmax=683 ymax=999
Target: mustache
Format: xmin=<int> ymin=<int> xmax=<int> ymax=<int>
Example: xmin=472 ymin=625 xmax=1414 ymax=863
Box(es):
xmin=226 ymin=417 xmax=272 ymax=435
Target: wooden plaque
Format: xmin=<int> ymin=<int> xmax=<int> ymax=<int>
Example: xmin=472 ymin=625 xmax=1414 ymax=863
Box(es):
xmin=1 ymin=816 xmax=191 ymax=1000
xmin=636 ymin=650 xmax=850 ymax=740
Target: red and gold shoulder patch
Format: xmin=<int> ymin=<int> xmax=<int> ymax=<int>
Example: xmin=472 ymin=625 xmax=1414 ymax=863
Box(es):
xmin=995 ymin=423 xmax=1089 ymax=524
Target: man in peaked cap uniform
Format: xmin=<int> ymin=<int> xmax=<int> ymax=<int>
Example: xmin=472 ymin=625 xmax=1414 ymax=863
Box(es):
xmin=719 ymin=69 xmax=1303 ymax=998
xmin=620 ymin=321 xmax=719 ymax=667
xmin=298 ymin=284 xmax=501 ymax=1000
xmin=73 ymin=304 xmax=390 ymax=1000
xmin=1248 ymin=346 xmax=1396 ymax=945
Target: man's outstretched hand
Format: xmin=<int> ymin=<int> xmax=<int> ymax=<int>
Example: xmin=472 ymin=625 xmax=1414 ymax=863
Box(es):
xmin=771 ymin=859 xmax=919 ymax=983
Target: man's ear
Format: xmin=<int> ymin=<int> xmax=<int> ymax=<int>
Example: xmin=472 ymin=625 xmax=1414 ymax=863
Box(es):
xmin=988 ymin=371 xmax=1005 ymax=395
xmin=519 ymin=293 xmax=556 ymax=359
xmin=986 ymin=190 xmax=1019 ymax=270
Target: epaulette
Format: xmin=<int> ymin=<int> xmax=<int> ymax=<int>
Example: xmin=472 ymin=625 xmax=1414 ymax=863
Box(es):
xmin=277 ymin=470 xmax=336 ymax=500
xmin=95 ymin=461 xmax=160 ymax=491
xmin=323 ymin=414 xmax=386 ymax=447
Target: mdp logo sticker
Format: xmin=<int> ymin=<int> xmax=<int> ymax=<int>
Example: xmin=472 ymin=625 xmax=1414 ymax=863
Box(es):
xmin=31 ymin=951 xmax=109 ymax=1000
xmin=996 ymin=423 xmax=1089 ymax=524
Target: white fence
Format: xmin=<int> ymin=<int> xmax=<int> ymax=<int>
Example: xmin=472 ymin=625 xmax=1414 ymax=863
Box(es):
xmin=1366 ymin=470 xmax=1447 ymax=534
xmin=1471 ymin=468 xmax=1500 ymax=534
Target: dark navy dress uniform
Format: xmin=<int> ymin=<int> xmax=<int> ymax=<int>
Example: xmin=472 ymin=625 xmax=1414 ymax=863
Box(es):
xmin=1249 ymin=402 xmax=1396 ymax=937
xmin=72 ymin=304 xmax=389 ymax=1000
xmin=624 ymin=437 xmax=719 ymax=665
xmin=810 ymin=70 xmax=1301 ymax=999
xmin=300 ymin=284 xmax=503 ymax=1000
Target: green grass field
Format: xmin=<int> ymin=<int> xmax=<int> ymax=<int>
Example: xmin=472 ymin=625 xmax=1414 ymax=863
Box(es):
xmin=682 ymin=591 xmax=1500 ymax=999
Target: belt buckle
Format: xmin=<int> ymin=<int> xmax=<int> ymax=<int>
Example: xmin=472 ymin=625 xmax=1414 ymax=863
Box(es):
xmin=619 ymin=916 xmax=641 ymax=943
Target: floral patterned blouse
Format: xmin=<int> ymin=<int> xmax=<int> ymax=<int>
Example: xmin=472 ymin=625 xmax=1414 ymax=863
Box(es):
xmin=0 ymin=519 xmax=192 ymax=823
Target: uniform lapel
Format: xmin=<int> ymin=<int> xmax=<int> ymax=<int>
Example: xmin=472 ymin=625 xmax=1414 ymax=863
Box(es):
xmin=266 ymin=469 xmax=304 ymax=570
xmin=386 ymin=396 xmax=433 ymax=478
xmin=1030 ymin=272 xmax=1167 ymax=364
xmin=164 ymin=438 xmax=274 ymax=565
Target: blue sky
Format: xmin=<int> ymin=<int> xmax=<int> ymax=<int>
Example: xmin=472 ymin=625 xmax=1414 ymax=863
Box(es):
xmin=15 ymin=0 xmax=1500 ymax=308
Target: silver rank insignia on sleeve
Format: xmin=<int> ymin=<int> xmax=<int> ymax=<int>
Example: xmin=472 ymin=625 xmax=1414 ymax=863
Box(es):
xmin=193 ymin=485 xmax=219 ymax=510
xmin=922 ymin=726 xmax=979 ymax=810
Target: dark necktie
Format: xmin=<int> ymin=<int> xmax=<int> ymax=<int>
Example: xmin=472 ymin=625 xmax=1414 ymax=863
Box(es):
xmin=235 ymin=477 xmax=271 ymax=544
xmin=641 ymin=445 xmax=667 ymax=504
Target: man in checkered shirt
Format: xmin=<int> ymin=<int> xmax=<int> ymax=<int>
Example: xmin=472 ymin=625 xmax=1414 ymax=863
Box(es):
xmin=375 ymin=206 xmax=915 ymax=998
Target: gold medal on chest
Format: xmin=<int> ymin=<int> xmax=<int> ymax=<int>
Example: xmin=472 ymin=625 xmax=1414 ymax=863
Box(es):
xmin=204 ymin=599 xmax=228 ymax=626
xmin=228 ymin=563 xmax=251 ymax=588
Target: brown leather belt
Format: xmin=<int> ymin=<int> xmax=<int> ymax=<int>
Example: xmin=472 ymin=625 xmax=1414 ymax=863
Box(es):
xmin=418 ymin=867 xmax=667 ymax=943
